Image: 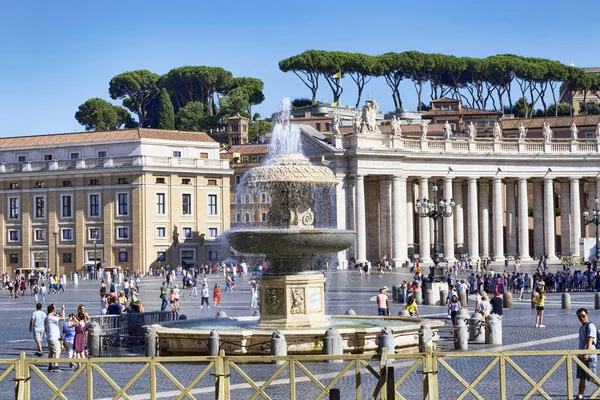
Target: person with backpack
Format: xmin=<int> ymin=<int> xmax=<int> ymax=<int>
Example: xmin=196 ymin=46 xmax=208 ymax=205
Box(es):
xmin=576 ymin=308 xmax=597 ymax=399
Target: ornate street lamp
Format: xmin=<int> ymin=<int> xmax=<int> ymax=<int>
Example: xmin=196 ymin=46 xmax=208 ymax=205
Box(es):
xmin=416 ymin=183 xmax=455 ymax=281
xmin=583 ymin=196 xmax=600 ymax=270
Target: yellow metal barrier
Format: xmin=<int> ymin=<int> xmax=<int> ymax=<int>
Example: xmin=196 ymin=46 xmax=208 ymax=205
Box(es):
xmin=6 ymin=349 xmax=600 ymax=399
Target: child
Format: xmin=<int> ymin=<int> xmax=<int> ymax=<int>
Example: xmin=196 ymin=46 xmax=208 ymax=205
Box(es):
xmin=448 ymin=295 xmax=461 ymax=326
xmin=404 ymin=297 xmax=419 ymax=317
xmin=533 ymin=289 xmax=546 ymax=328
xmin=200 ymin=284 xmax=210 ymax=309
xmin=213 ymin=283 xmax=221 ymax=308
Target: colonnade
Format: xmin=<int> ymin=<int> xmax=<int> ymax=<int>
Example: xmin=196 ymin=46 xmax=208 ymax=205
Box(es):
xmin=351 ymin=175 xmax=600 ymax=266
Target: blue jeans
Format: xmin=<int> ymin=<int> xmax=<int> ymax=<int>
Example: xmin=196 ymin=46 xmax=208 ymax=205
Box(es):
xmin=378 ymin=308 xmax=387 ymax=316
xmin=161 ymin=297 xmax=168 ymax=311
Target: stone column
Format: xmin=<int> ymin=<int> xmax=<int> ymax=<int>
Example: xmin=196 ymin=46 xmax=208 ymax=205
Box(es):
xmin=355 ymin=175 xmax=367 ymax=263
xmin=379 ymin=178 xmax=392 ymax=258
xmin=544 ymin=178 xmax=557 ymax=259
xmin=468 ymin=177 xmax=480 ymax=261
xmin=571 ymin=178 xmax=582 ymax=257
xmin=479 ymin=182 xmax=490 ymax=258
xmin=419 ymin=178 xmax=432 ymax=263
xmin=560 ymin=181 xmax=571 ymax=256
xmin=392 ymin=176 xmax=408 ymax=266
xmin=443 ymin=177 xmax=455 ymax=262
xmin=453 ymin=181 xmax=464 ymax=251
xmin=533 ymin=181 xmax=544 ymax=257
xmin=517 ymin=178 xmax=531 ymax=261
xmin=492 ymin=178 xmax=505 ymax=261
xmin=334 ymin=176 xmax=349 ymax=269
xmin=505 ymin=180 xmax=518 ymax=257
xmin=406 ymin=182 xmax=414 ymax=256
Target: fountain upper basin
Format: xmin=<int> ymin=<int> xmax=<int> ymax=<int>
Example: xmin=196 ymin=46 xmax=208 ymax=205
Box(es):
xmin=226 ymin=229 xmax=355 ymax=255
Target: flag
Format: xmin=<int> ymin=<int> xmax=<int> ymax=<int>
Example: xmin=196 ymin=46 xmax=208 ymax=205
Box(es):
xmin=333 ymin=71 xmax=341 ymax=79
xmin=332 ymin=101 xmax=338 ymax=107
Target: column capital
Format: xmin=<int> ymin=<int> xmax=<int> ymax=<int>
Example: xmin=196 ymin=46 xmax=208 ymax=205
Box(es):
xmin=518 ymin=177 xmax=528 ymax=183
xmin=569 ymin=177 xmax=582 ymax=182
xmin=392 ymin=175 xmax=406 ymax=182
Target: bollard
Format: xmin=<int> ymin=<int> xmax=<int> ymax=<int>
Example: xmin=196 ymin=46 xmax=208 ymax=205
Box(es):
xmin=216 ymin=311 xmax=228 ymax=318
xmin=454 ymin=318 xmax=468 ymax=351
xmin=562 ymin=292 xmax=571 ymax=309
xmin=208 ymin=330 xmax=220 ymax=356
xmin=178 ymin=314 xmax=188 ymax=320
xmin=329 ymin=388 xmax=341 ymax=400
xmin=424 ymin=289 xmax=433 ymax=306
xmin=419 ymin=324 xmax=433 ymax=352
xmin=458 ymin=290 xmax=467 ymax=307
xmin=88 ymin=322 xmax=101 ymax=357
xmin=456 ymin=308 xmax=470 ymax=325
xmin=596 ymin=293 xmax=600 ymax=310
xmin=392 ymin=284 xmax=401 ymax=302
xmin=323 ymin=328 xmax=343 ymax=363
xmin=439 ymin=289 xmax=448 ymax=306
xmin=345 ymin=309 xmax=357 ymax=316
xmin=469 ymin=312 xmax=485 ymax=343
xmin=378 ymin=327 xmax=396 ymax=355
xmin=270 ymin=331 xmax=287 ymax=364
xmin=531 ymin=291 xmax=536 ymax=309
xmin=253 ymin=310 xmax=260 ymax=317
xmin=73 ymin=274 xmax=79 ymax=286
xmin=415 ymin=280 xmax=422 ymax=289
xmin=398 ymin=309 xmax=410 ymax=317
xmin=485 ymin=314 xmax=502 ymax=345
xmin=503 ymin=292 xmax=513 ymax=309
xmin=414 ymin=288 xmax=423 ymax=305
xmin=145 ymin=328 xmax=157 ymax=357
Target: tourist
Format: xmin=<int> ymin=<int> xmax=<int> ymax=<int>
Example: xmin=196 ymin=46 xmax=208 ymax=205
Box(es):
xmin=62 ymin=314 xmax=76 ymax=368
xmin=100 ymin=294 xmax=108 ymax=315
xmin=99 ymin=280 xmax=107 ymax=298
xmin=404 ymin=296 xmax=419 ymax=317
xmin=44 ymin=303 xmax=65 ymax=371
xmin=448 ymin=295 xmax=461 ymax=326
xmin=32 ymin=282 xmax=40 ymax=303
xmin=160 ymin=282 xmax=168 ymax=311
xmin=29 ymin=303 xmax=46 ymax=357
xmin=376 ymin=287 xmax=389 ymax=316
xmin=249 ymin=280 xmax=258 ymax=310
xmin=57 ymin=274 xmax=65 ymax=293
xmin=479 ymin=295 xmax=491 ymax=318
xmin=169 ymin=289 xmax=177 ymax=311
xmin=68 ymin=312 xmax=87 ymax=367
xmin=40 ymin=283 xmax=47 ymax=303
xmin=200 ymin=283 xmax=210 ymax=309
xmin=490 ymin=291 xmax=504 ymax=316
xmin=213 ymin=283 xmax=222 ymax=308
xmin=123 ymin=279 xmax=130 ymax=299
xmin=173 ymin=285 xmax=182 ymax=310
xmin=533 ymin=289 xmax=546 ymax=327
xmin=576 ymin=308 xmax=597 ymax=399
xmin=225 ymin=274 xmax=232 ymax=292
xmin=118 ymin=291 xmax=128 ymax=308
xmin=106 ymin=296 xmax=123 ymax=315
xmin=190 ymin=277 xmax=198 ymax=297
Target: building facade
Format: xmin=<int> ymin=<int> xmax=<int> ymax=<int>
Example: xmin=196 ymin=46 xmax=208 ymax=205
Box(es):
xmin=0 ymin=128 xmax=231 ymax=275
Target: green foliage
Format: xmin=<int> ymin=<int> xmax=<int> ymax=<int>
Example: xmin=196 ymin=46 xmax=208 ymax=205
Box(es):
xmin=220 ymin=87 xmax=250 ymax=117
xmin=109 ymin=70 xmax=159 ymax=127
xmin=548 ymin=102 xmax=571 ymax=116
xmin=511 ymin=97 xmax=531 ymax=118
xmin=175 ymin=102 xmax=209 ymax=132
xmin=229 ymin=77 xmax=265 ymax=107
xmin=158 ymin=88 xmax=175 ymax=130
xmin=292 ymin=98 xmax=313 ymax=108
xmin=580 ymin=102 xmax=600 ymax=115
xmin=248 ymin=120 xmax=273 ymax=142
xmin=74 ymin=98 xmax=136 ymax=131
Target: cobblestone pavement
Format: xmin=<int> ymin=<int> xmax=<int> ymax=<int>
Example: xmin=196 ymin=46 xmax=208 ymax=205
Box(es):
xmin=1 ymin=261 xmax=598 ymax=399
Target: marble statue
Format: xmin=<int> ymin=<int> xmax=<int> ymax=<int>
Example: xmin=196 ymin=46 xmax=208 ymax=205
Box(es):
xmin=390 ymin=116 xmax=402 ymax=137
xmin=467 ymin=122 xmax=477 ymax=141
xmin=518 ymin=123 xmax=527 ymax=141
xmin=443 ymin=121 xmax=453 ymax=140
xmin=331 ymin=115 xmax=341 ymax=137
xmin=493 ymin=122 xmax=502 ymax=141
xmin=352 ymin=115 xmax=362 ymax=135
xmin=570 ymin=122 xmax=578 ymax=142
xmin=542 ymin=122 xmax=553 ymax=143
xmin=596 ymin=123 xmax=600 ymax=142
xmin=361 ymin=100 xmax=381 ymax=134
xmin=420 ymin=119 xmax=429 ymax=140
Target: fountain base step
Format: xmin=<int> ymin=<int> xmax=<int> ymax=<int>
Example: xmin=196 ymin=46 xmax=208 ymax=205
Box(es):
xmin=259 ymin=273 xmax=328 ymax=328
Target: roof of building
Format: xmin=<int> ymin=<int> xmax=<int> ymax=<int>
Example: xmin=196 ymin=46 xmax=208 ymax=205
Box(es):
xmin=0 ymin=128 xmax=215 ymax=148
xmin=422 ymin=107 xmax=502 ymax=117
xmin=502 ymin=115 xmax=600 ymax=129
xmin=228 ymin=144 xmax=270 ymax=156
xmin=431 ymin=97 xmax=459 ymax=103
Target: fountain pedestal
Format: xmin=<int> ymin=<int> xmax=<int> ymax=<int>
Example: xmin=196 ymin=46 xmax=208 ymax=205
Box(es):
xmin=259 ymin=273 xmax=328 ymax=328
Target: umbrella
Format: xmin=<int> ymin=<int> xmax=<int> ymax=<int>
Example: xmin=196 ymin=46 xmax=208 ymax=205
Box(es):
xmin=221 ymin=257 xmax=238 ymax=265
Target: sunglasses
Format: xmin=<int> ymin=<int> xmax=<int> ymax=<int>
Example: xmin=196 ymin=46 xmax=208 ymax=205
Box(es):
xmin=578 ymin=314 xmax=588 ymax=319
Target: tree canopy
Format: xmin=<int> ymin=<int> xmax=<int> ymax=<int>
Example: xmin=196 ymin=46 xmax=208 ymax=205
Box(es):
xmin=158 ymin=88 xmax=175 ymax=130
xmin=74 ymin=98 xmax=136 ymax=131
xmin=109 ymin=70 xmax=159 ymax=127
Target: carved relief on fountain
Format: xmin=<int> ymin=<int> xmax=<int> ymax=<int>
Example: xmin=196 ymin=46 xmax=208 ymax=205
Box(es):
xmin=264 ymin=288 xmax=285 ymax=315
xmin=289 ymin=288 xmax=306 ymax=315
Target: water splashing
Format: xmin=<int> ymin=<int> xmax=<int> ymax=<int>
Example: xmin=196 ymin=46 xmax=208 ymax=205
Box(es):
xmin=267 ymin=98 xmax=303 ymax=162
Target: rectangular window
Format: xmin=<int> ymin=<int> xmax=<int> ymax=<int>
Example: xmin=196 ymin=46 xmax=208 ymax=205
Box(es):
xmin=208 ymin=179 xmax=217 ymax=186
xmin=182 ymin=194 xmax=192 ymax=215
xmin=97 ymin=151 xmax=107 ymax=158
xmin=182 ymin=227 xmax=193 ymax=238
xmin=173 ymin=151 xmax=182 ymax=158
xmin=118 ymin=177 xmax=128 ymax=184
xmin=117 ymin=193 xmax=129 ymax=216
xmin=182 ymin=178 xmax=191 ymax=185
xmin=34 ymin=229 xmax=46 ymax=242
xmin=315 ymin=123 xmax=321 ymax=131
xmin=9 ymin=183 xmax=19 ymax=189
xmin=63 ymin=253 xmax=72 ymax=263
xmin=70 ymin=153 xmax=80 ymax=159
xmin=8 ymin=229 xmax=19 ymax=242
xmin=200 ymin=152 xmax=209 ymax=159
xmin=156 ymin=227 xmax=166 ymax=238
xmin=18 ymin=156 xmax=27 ymax=163
xmin=89 ymin=179 xmax=100 ymax=186
xmin=88 ymin=228 xmax=100 ymax=240
xmin=44 ymin=154 xmax=53 ymax=161
xmin=156 ymin=193 xmax=166 ymax=215
xmin=61 ymin=228 xmax=73 ymax=241
xmin=156 ymin=177 xmax=165 ymax=184
xmin=35 ymin=181 xmax=44 ymax=188
xmin=116 ymin=226 xmax=129 ymax=240
xmin=89 ymin=194 xmax=100 ymax=217
xmin=34 ymin=196 xmax=45 ymax=218
xmin=8 ymin=198 xmax=19 ymax=219
xmin=208 ymin=227 xmax=218 ymax=238
xmin=62 ymin=180 xmax=72 ymax=187
xmin=9 ymin=254 xmax=18 ymax=264
xmin=208 ymin=194 xmax=218 ymax=215
xmin=61 ymin=195 xmax=72 ymax=218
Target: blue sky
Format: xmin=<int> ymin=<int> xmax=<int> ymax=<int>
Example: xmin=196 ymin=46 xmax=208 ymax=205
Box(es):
xmin=0 ymin=0 xmax=599 ymax=136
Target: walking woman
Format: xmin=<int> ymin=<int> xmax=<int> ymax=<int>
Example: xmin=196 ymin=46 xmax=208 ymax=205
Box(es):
xmin=533 ymin=289 xmax=546 ymax=327
xmin=448 ymin=295 xmax=462 ymax=326
xmin=68 ymin=312 xmax=87 ymax=367
xmin=213 ymin=283 xmax=222 ymax=308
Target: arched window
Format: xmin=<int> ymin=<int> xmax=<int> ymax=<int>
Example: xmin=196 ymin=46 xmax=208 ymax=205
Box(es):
xmin=236 ymin=194 xmax=241 ymax=204
xmin=244 ymin=213 xmax=250 ymax=222
xmin=235 ymin=175 xmax=241 ymax=185
xmin=261 ymin=193 xmax=267 ymax=203
xmin=244 ymin=193 xmax=250 ymax=204
xmin=236 ymin=213 xmax=241 ymax=222
xmin=261 ymin=212 xmax=267 ymax=222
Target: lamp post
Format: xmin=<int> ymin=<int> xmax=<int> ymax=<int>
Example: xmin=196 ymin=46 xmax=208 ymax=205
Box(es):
xmin=415 ymin=183 xmax=455 ymax=282
xmin=53 ymin=232 xmax=58 ymax=276
xmin=583 ymin=196 xmax=600 ymax=270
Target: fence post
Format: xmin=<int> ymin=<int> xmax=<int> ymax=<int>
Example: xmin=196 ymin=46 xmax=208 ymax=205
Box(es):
xmin=422 ymin=345 xmax=438 ymax=400
xmin=386 ymin=365 xmax=395 ymax=400
xmin=14 ymin=352 xmax=28 ymax=400
xmin=379 ymin=347 xmax=388 ymax=400
xmin=215 ymin=349 xmax=226 ymax=400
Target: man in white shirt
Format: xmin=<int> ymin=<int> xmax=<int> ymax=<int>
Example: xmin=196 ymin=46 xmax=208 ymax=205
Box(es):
xmin=44 ymin=303 xmax=65 ymax=372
